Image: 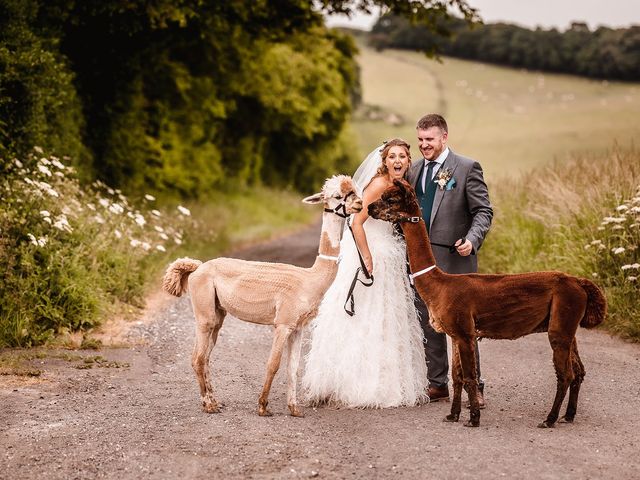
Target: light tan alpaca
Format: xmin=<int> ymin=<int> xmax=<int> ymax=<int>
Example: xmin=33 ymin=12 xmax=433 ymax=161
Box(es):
xmin=162 ymin=175 xmax=362 ymax=417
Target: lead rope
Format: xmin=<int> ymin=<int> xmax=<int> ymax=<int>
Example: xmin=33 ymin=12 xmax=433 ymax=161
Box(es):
xmin=343 ymin=218 xmax=374 ymax=316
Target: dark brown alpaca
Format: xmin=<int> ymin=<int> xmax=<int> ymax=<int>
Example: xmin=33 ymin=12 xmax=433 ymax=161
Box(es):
xmin=368 ymin=179 xmax=606 ymax=428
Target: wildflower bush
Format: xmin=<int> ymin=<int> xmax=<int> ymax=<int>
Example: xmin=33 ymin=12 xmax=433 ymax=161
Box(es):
xmin=482 ymin=148 xmax=640 ymax=341
xmin=0 ymin=147 xmax=191 ymax=347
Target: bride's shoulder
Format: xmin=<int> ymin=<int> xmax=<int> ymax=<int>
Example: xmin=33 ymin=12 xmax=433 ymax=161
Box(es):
xmin=364 ymin=176 xmax=390 ymax=197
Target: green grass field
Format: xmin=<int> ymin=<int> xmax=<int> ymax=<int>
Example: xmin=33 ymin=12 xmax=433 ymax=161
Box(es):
xmin=352 ymin=46 xmax=640 ymax=178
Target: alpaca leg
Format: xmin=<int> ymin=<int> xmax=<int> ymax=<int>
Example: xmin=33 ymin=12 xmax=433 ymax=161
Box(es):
xmin=286 ymin=330 xmax=304 ymax=417
xmin=561 ymin=338 xmax=585 ymax=423
xmin=258 ymin=325 xmax=293 ymax=416
xmin=457 ymin=338 xmax=481 ymax=427
xmin=191 ymin=294 xmax=225 ymax=414
xmin=539 ymin=334 xmax=574 ymax=428
xmin=445 ymin=343 xmax=463 ymax=423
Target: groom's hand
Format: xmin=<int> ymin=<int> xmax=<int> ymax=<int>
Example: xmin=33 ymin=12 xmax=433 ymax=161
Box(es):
xmin=455 ymin=238 xmax=473 ymax=256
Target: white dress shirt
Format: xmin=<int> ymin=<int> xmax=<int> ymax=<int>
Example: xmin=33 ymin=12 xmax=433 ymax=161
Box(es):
xmin=420 ymin=147 xmax=450 ymax=193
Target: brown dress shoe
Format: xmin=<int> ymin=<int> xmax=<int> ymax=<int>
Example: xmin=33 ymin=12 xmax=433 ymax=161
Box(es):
xmin=466 ymin=390 xmax=486 ymax=409
xmin=428 ymin=385 xmax=450 ymax=402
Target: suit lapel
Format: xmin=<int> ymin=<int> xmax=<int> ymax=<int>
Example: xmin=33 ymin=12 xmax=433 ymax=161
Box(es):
xmin=430 ymin=150 xmax=459 ymax=230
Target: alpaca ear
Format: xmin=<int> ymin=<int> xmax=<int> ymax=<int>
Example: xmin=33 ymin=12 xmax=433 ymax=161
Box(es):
xmin=302 ymin=192 xmax=324 ymax=204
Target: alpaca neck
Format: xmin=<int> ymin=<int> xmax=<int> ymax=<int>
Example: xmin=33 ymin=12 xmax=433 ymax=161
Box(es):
xmin=401 ymin=220 xmax=437 ymax=274
xmin=316 ymin=211 xmax=344 ymax=259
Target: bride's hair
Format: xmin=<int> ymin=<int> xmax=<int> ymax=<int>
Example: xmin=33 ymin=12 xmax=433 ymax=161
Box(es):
xmin=376 ymin=138 xmax=411 ymax=177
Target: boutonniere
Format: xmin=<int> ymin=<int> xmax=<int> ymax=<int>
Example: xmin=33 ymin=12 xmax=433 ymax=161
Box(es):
xmin=434 ymin=168 xmax=454 ymax=190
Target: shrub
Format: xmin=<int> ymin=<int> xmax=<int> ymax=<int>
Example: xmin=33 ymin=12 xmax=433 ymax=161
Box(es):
xmin=0 ymin=147 xmax=191 ymax=346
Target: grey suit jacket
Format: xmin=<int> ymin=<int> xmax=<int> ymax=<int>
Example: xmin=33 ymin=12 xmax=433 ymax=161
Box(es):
xmin=408 ymin=149 xmax=493 ymax=274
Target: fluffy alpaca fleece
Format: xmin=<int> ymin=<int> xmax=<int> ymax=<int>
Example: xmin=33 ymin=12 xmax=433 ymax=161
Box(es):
xmin=368 ymin=179 xmax=607 ymax=428
xmin=162 ymin=175 xmax=363 ymax=417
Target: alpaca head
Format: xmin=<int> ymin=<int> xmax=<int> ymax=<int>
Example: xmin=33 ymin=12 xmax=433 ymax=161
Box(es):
xmin=368 ymin=179 xmax=421 ymax=222
xmin=302 ymin=175 xmax=363 ymax=215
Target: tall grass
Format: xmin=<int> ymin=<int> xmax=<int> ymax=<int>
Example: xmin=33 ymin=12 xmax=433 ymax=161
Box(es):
xmin=481 ymin=147 xmax=640 ymax=340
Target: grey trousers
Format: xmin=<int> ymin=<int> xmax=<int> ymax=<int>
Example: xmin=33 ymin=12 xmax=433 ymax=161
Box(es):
xmin=415 ymin=295 xmax=484 ymax=390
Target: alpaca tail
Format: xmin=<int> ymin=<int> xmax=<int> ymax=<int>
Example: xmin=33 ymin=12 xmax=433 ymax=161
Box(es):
xmin=578 ymin=278 xmax=607 ymax=328
xmin=162 ymin=257 xmax=203 ymax=297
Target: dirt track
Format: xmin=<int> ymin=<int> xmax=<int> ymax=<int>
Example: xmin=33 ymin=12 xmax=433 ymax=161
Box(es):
xmin=2 ymin=219 xmax=640 ymax=479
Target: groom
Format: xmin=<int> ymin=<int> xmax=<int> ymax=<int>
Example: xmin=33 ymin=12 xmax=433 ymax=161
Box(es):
xmin=408 ymin=114 xmax=493 ymax=405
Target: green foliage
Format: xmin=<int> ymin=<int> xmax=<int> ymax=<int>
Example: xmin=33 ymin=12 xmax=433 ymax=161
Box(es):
xmin=482 ymin=149 xmax=640 ymax=340
xmin=0 ymin=0 xmax=88 ymax=171
xmin=370 ymin=15 xmax=640 ymax=81
xmin=0 ymin=149 xmax=192 ymax=347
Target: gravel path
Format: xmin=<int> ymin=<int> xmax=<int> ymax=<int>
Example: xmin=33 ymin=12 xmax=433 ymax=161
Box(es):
xmin=2 ymin=219 xmax=640 ymax=479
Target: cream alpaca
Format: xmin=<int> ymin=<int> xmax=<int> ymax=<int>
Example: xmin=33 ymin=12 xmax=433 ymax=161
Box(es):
xmin=162 ymin=175 xmax=363 ymax=417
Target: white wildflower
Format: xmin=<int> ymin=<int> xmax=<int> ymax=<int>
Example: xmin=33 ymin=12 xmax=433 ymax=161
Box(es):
xmin=584 ymin=245 xmax=591 ymax=250
xmin=627 ymin=276 xmax=637 ymax=282
xmin=156 ymin=245 xmax=166 ymax=252
xmin=107 ymin=187 xmax=115 ymax=195
xmin=144 ymin=194 xmax=156 ymax=201
xmin=141 ymin=242 xmax=151 ymax=251
xmin=173 ymin=237 xmax=183 ymax=245
xmin=597 ymin=226 xmax=605 ymax=231
xmin=108 ymin=203 xmax=124 ymax=215
xmin=591 ymin=272 xmax=598 ymax=278
xmin=33 ymin=146 xmax=44 ymax=154
xmin=177 ymin=205 xmax=191 ymax=216
xmin=94 ymin=214 xmax=105 ymax=224
xmin=130 ymin=239 xmax=141 ymax=248
xmin=38 ymin=165 xmax=52 ymax=177
xmin=616 ymin=205 xmax=628 ymax=212
xmin=51 ymin=159 xmax=65 ymax=170
xmin=622 ymin=265 xmax=633 ymax=270
xmin=43 ymin=217 xmax=52 ymax=224
xmin=612 ymin=247 xmax=625 ymax=255
xmin=14 ymin=159 xmax=23 ymax=168
xmin=612 ymin=225 xmax=624 ymax=230
xmin=134 ymin=214 xmax=146 ymax=227
xmin=98 ymin=198 xmax=110 ymax=208
xmin=151 ymin=209 xmax=161 ymax=218
xmin=159 ymin=233 xmax=169 ymax=240
xmin=54 ymin=171 xmax=64 ymax=178
xmin=39 ymin=157 xmax=51 ymax=166
xmin=40 ymin=210 xmax=51 ymax=218
xmin=27 ymin=233 xmax=38 ymax=246
xmin=53 ymin=215 xmax=73 ymax=233
xmin=154 ymin=225 xmax=164 ymax=233
xmin=86 ymin=203 xmax=96 ymax=211
xmin=590 ymin=240 xmax=603 ymax=245
xmin=632 ymin=263 xmax=640 ymax=269
xmin=114 ymin=229 xmax=122 ymax=239
xmin=24 ymin=178 xmax=34 ymax=185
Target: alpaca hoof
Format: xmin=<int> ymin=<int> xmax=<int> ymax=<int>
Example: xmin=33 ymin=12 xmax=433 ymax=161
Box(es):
xmin=559 ymin=416 xmax=574 ymax=423
xmin=289 ymin=406 xmax=305 ymax=418
xmin=444 ymin=413 xmax=459 ymax=423
xmin=463 ymin=420 xmax=480 ymax=427
xmin=258 ymin=408 xmax=273 ymax=417
xmin=203 ymin=403 xmax=220 ymax=414
xmin=538 ymin=421 xmax=555 ymax=428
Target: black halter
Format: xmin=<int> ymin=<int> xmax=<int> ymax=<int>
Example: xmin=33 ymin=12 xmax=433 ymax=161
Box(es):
xmin=324 ymin=191 xmax=356 ymax=219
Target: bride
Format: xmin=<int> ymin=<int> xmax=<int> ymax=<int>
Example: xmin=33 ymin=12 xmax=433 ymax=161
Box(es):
xmin=303 ymin=139 xmax=428 ymax=408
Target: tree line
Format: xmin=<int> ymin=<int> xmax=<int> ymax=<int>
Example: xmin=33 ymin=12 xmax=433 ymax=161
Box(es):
xmin=0 ymin=0 xmax=477 ymax=196
xmin=369 ymin=15 xmax=640 ymax=82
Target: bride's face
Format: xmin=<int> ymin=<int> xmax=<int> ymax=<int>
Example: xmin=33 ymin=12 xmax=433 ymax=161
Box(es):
xmin=384 ymin=146 xmax=410 ymax=180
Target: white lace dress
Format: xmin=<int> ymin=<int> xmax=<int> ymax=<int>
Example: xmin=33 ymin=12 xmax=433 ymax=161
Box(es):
xmin=302 ymin=217 xmax=429 ymax=408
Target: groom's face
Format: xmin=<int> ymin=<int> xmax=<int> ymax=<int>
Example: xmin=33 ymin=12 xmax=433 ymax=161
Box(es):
xmin=417 ymin=127 xmax=448 ymax=161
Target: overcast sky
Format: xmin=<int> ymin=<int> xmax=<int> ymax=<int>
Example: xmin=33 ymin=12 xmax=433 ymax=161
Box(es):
xmin=325 ymin=0 xmax=640 ymax=31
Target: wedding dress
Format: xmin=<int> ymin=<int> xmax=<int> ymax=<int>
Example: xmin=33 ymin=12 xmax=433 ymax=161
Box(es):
xmin=302 ymin=162 xmax=429 ymax=407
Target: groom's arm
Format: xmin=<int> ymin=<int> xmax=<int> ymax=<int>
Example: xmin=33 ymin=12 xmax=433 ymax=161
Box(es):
xmin=465 ymin=161 xmax=493 ymax=253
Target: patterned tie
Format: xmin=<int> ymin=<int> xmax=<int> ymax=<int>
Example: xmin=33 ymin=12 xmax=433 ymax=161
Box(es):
xmin=417 ymin=161 xmax=437 ymax=233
